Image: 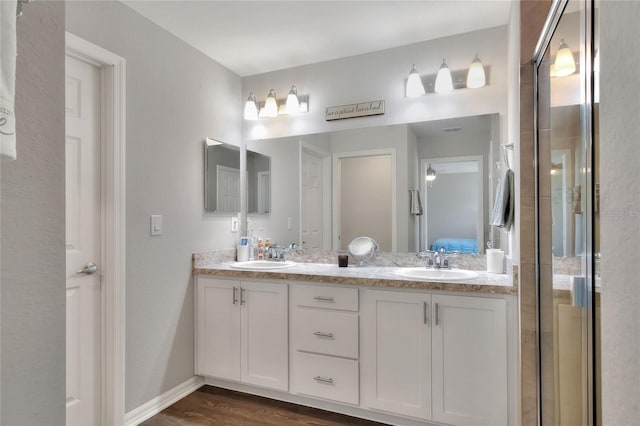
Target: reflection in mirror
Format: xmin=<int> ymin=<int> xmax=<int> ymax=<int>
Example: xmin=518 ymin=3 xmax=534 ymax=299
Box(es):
xmin=247 ymin=150 xmax=271 ymax=214
xmin=204 ymin=140 xmax=240 ymax=213
xmin=246 ymin=113 xmax=502 ymax=253
xmin=423 ymin=157 xmax=483 ymax=254
xmin=204 ymin=140 xmax=271 ymax=215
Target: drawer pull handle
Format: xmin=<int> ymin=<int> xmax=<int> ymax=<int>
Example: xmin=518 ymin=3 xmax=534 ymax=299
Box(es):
xmin=313 ymin=296 xmax=334 ymax=302
xmin=313 ymin=376 xmax=334 ymax=384
xmin=313 ymin=331 xmax=334 ymax=339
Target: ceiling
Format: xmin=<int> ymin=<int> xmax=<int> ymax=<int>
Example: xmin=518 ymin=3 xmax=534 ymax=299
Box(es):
xmin=122 ymin=1 xmax=512 ymax=77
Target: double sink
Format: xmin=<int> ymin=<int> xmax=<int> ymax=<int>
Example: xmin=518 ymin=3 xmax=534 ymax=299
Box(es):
xmin=229 ymin=260 xmax=478 ymax=282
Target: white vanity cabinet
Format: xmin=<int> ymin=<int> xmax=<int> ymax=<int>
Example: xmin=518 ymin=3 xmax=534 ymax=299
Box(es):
xmin=361 ymin=289 xmax=432 ymax=419
xmin=361 ymin=289 xmax=508 ymax=426
xmin=290 ymin=284 xmax=360 ymax=405
xmin=195 ymin=276 xmax=288 ymax=391
xmin=431 ymin=294 xmax=507 ymax=426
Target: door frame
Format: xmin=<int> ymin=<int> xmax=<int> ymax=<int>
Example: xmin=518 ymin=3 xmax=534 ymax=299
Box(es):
xmin=66 ymin=32 xmax=126 ymax=426
xmin=332 ymin=149 xmax=397 ymax=251
xmin=420 ymin=155 xmax=484 ymax=254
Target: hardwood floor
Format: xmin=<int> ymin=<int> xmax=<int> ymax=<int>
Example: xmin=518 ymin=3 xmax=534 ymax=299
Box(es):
xmin=141 ymin=386 xmax=387 ymax=426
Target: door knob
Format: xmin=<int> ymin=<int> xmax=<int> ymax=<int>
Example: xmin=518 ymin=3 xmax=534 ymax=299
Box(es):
xmin=76 ymin=262 xmax=98 ymax=275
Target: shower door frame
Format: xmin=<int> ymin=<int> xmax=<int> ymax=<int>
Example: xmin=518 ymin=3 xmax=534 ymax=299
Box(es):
xmin=533 ymin=0 xmax=598 ymax=425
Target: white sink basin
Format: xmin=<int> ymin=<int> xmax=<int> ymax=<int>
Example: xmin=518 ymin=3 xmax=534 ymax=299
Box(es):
xmin=396 ymin=268 xmax=478 ymax=281
xmin=230 ymin=260 xmax=297 ymax=270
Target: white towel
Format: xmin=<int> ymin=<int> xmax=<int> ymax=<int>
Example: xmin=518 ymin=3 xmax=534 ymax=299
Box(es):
xmin=490 ymin=168 xmax=514 ymax=231
xmin=1 ymin=0 xmax=17 ymax=161
xmin=409 ymin=189 xmax=423 ymax=216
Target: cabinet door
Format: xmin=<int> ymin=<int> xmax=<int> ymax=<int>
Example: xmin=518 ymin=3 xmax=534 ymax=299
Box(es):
xmin=361 ymin=289 xmax=431 ymax=419
xmin=195 ymin=277 xmax=241 ymax=381
xmin=431 ymin=295 xmax=507 ymax=426
xmin=240 ymin=281 xmax=289 ymax=391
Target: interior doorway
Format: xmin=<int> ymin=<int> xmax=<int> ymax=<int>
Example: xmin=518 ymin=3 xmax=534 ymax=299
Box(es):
xmin=333 ymin=150 xmax=396 ymax=251
xmin=66 ymin=33 xmax=126 ymax=425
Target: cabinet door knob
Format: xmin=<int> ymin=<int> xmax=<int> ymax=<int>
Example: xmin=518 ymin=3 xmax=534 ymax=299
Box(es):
xmin=232 ymin=287 xmax=238 ymax=305
xmin=240 ymin=287 xmax=246 ymax=305
xmin=435 ymin=302 xmax=440 ymax=325
xmin=313 ymin=376 xmax=334 ymax=384
xmin=313 ymin=331 xmax=334 ymax=339
xmin=313 ymin=296 xmax=334 ymax=302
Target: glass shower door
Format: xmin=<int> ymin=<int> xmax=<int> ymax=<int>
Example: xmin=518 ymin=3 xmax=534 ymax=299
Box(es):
xmin=535 ymin=0 xmax=599 ymax=424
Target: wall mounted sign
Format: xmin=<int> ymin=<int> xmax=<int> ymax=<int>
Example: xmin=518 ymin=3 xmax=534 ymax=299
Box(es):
xmin=325 ymin=100 xmax=385 ymax=121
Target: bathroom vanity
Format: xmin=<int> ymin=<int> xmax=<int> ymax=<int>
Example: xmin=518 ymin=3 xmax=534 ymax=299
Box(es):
xmin=192 ymin=255 xmax=517 ymax=426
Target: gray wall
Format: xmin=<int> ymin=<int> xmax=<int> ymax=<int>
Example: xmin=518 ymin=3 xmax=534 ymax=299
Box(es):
xmin=600 ymin=1 xmax=640 ymax=424
xmin=66 ymin=1 xmax=243 ymax=412
xmin=426 ymin=172 xmax=479 ymax=246
xmin=1 ymin=1 xmax=66 ymax=424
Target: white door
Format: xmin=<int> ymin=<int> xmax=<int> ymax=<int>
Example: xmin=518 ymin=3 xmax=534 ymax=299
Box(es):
xmin=431 ymin=295 xmax=508 ymax=426
xmin=65 ymin=55 xmax=102 ymax=426
xmin=240 ymin=281 xmax=289 ymax=391
xmin=195 ymin=277 xmax=241 ymax=381
xmin=216 ymin=165 xmax=240 ymax=212
xmin=361 ymin=289 xmax=431 ymax=419
xmin=301 ymin=149 xmax=323 ymax=249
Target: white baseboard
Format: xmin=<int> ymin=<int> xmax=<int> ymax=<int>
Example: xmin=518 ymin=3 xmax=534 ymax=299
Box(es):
xmin=124 ymin=376 xmax=204 ymax=426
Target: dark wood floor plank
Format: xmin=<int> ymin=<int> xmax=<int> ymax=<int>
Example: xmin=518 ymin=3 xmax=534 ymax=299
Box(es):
xmin=140 ymin=386 xmax=387 ymax=426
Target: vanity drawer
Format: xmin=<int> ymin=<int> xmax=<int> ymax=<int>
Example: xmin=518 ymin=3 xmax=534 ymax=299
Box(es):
xmin=293 ymin=284 xmax=358 ymax=312
xmin=292 ymin=352 xmax=359 ymax=405
xmin=293 ymin=308 xmax=359 ymax=359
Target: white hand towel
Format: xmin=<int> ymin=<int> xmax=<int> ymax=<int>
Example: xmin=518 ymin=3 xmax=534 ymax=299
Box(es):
xmin=1 ymin=0 xmax=18 ymax=161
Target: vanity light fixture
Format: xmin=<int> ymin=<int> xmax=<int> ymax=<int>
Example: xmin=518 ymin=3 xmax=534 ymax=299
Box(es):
xmin=243 ymin=92 xmax=258 ymax=121
xmin=245 ymin=87 xmax=310 ymax=120
xmin=434 ymin=59 xmax=454 ymax=94
xmin=263 ymin=89 xmax=279 ymax=118
xmin=554 ymin=39 xmax=576 ymax=77
xmin=406 ymin=64 xmax=426 ymax=98
xmin=426 ymin=164 xmax=437 ymax=182
xmin=466 ymin=54 xmax=486 ymax=89
xmin=285 ymin=85 xmax=301 ymax=115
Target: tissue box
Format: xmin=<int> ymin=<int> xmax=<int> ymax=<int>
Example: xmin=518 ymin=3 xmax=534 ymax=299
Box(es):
xmin=486 ymin=249 xmax=504 ymax=274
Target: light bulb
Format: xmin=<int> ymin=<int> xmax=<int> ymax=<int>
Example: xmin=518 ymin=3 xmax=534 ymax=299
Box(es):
xmin=435 ymin=59 xmax=454 ymax=94
xmin=466 ymin=54 xmax=486 ymax=89
xmin=285 ymin=85 xmax=300 ymax=115
xmin=406 ymin=64 xmax=425 ymax=97
xmin=554 ymin=39 xmax=576 ymax=77
xmin=426 ymin=165 xmax=437 ymax=182
xmin=243 ymin=92 xmax=258 ymax=120
xmin=263 ymin=89 xmax=278 ymax=118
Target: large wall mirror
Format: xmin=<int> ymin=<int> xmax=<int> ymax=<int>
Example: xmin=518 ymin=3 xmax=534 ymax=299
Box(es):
xmin=204 ymin=139 xmax=271 ymax=214
xmin=245 ymin=113 xmax=504 ymax=253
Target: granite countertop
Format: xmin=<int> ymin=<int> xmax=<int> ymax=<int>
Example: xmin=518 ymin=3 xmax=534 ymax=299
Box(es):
xmin=193 ymin=261 xmax=516 ymax=295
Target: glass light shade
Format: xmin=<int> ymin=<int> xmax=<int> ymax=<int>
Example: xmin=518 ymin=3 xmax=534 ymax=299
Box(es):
xmin=466 ymin=55 xmax=486 ymax=89
xmin=285 ymin=85 xmax=300 ymax=115
xmin=434 ymin=59 xmax=454 ymax=94
xmin=426 ymin=165 xmax=437 ymax=182
xmin=406 ymin=64 xmax=425 ymax=97
xmin=243 ymin=92 xmax=258 ymax=120
xmin=263 ymin=89 xmax=279 ymax=117
xmin=554 ymin=39 xmax=576 ymax=77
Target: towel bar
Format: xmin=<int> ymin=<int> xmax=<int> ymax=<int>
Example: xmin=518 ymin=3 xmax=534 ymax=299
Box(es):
xmin=17 ymin=0 xmax=32 ymax=18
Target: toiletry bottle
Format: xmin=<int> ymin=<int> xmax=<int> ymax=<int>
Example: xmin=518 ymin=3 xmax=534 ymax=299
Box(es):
xmin=257 ymin=238 xmax=264 ymax=260
xmin=265 ymin=238 xmax=271 ymax=259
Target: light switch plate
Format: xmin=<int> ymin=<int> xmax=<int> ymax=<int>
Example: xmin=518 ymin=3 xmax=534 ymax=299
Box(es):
xmin=151 ymin=215 xmax=162 ymax=236
xmin=231 ymin=217 xmax=239 ymax=232
xmin=287 ymin=217 xmax=293 ymax=230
